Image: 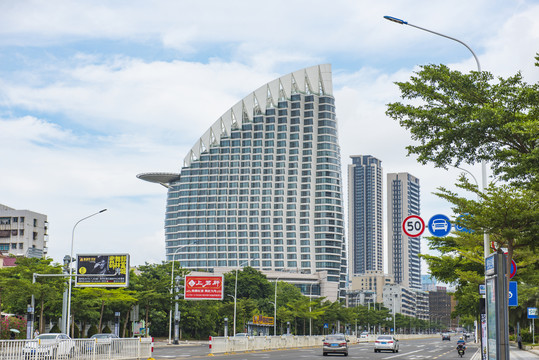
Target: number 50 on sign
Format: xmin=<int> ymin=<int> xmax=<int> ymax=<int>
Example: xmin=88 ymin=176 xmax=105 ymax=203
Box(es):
xmin=402 ymin=215 xmax=425 ymax=237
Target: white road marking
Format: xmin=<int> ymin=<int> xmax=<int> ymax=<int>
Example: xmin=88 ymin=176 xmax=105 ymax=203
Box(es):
xmin=383 ymin=349 xmax=423 ymax=359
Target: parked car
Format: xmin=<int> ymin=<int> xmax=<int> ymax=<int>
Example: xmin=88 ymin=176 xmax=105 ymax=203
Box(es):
xmin=234 ymin=333 xmax=249 ymax=337
xmin=323 ymin=334 xmax=349 ymax=356
xmin=442 ymin=333 xmax=451 ymax=341
xmin=88 ymin=333 xmax=120 ymax=353
xmin=23 ymin=333 xmax=76 ymax=359
xmin=374 ymin=335 xmax=399 ymax=353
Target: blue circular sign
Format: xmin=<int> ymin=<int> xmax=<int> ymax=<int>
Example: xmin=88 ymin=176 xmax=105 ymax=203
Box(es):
xmin=428 ymin=214 xmax=452 ymax=237
xmin=455 ymin=214 xmax=474 ymax=233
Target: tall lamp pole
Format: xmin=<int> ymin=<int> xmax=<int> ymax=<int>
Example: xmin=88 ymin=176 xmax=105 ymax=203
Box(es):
xmin=382 ymin=15 xmax=488 ymax=256
xmin=309 ymin=282 xmax=316 ymax=336
xmin=66 ymin=209 xmax=107 ymax=335
xmin=168 ymin=241 xmax=197 ymax=344
xmin=383 ymin=14 xmax=496 ymax=355
xmin=233 ymin=260 xmax=248 ymax=336
xmin=274 ymin=277 xmax=281 ymax=336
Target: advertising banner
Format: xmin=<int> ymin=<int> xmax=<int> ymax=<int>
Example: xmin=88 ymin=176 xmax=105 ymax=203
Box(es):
xmin=184 ymin=275 xmax=224 ymax=300
xmin=76 ymin=254 xmax=129 ymax=287
xmin=252 ymin=315 xmax=274 ymax=326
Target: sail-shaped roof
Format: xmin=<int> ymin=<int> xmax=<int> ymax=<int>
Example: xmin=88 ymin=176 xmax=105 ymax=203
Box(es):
xmin=183 ymin=64 xmax=332 ymax=167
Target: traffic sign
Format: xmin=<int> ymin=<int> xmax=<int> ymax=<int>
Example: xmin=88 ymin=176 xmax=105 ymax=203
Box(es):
xmin=455 ymin=214 xmax=474 ymax=233
xmin=324 ymin=323 xmax=329 ymax=329
xmin=402 ymin=215 xmax=425 ymax=237
xmin=428 ymin=214 xmax=452 ymax=237
xmin=510 ymin=259 xmax=517 ymax=279
xmin=508 ymin=281 xmax=518 ymax=307
xmin=479 ymin=284 xmax=486 ymax=295
xmin=528 ymin=308 xmax=538 ymax=319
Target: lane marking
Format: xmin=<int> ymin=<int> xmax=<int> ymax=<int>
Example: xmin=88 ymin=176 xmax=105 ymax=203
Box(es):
xmin=383 ymin=349 xmax=423 ymax=359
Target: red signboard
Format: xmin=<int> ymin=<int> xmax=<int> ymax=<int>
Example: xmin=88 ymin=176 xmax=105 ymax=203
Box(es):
xmin=184 ymin=275 xmax=224 ymax=300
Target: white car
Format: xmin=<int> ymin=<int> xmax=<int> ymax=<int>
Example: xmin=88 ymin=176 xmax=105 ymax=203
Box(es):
xmin=23 ymin=333 xmax=76 ymax=359
xmin=88 ymin=333 xmax=120 ymax=353
xmin=374 ymin=335 xmax=399 ymax=353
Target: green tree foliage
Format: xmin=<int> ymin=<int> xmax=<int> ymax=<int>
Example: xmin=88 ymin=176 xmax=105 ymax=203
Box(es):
xmin=386 ymin=60 xmax=539 ymax=189
xmin=0 ymin=257 xmax=64 ymax=333
xmin=387 ymin=55 xmax=539 ymax=327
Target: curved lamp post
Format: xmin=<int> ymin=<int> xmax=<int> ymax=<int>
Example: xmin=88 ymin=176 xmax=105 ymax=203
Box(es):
xmin=168 ymin=241 xmax=197 ymax=344
xmin=233 ymin=260 xmax=249 ymax=336
xmin=383 ymin=15 xmax=489 ymax=257
xmin=66 ymin=209 xmax=107 ymax=335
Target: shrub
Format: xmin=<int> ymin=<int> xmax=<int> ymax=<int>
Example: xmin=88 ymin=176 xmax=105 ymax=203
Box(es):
xmin=0 ymin=316 xmax=27 ymax=339
xmin=49 ymin=324 xmax=61 ymax=333
xmin=102 ymin=325 xmax=112 ymax=333
xmin=69 ymin=324 xmax=80 ymax=338
xmin=87 ymin=324 xmax=98 ymax=337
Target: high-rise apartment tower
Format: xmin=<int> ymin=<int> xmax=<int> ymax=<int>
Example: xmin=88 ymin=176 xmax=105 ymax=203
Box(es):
xmin=139 ymin=65 xmax=347 ymax=297
xmin=347 ymin=155 xmax=383 ymax=275
xmin=387 ymin=172 xmax=421 ymax=290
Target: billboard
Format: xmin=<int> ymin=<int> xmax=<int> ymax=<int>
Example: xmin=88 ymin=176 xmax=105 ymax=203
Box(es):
xmin=184 ymin=275 xmax=224 ymax=300
xmin=252 ymin=315 xmax=274 ymax=326
xmin=76 ymin=254 xmax=129 ymax=287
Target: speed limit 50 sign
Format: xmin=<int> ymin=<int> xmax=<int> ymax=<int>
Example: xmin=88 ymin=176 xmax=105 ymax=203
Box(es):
xmin=402 ymin=215 xmax=425 ymax=237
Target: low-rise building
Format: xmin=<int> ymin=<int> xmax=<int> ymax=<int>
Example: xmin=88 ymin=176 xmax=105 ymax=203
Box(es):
xmin=350 ymin=270 xmax=393 ymax=304
xmin=0 ymin=204 xmax=48 ymax=258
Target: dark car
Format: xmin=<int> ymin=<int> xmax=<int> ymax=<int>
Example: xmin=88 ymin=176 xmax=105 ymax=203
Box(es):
xmin=323 ymin=334 xmax=349 ymax=356
xmin=442 ymin=333 xmax=451 ymax=341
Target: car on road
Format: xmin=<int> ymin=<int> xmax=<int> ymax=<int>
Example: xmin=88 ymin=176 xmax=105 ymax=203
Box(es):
xmin=23 ymin=333 xmax=76 ymax=359
xmin=442 ymin=333 xmax=451 ymax=340
xmin=323 ymin=334 xmax=349 ymax=356
xmin=374 ymin=335 xmax=399 ymax=353
xmin=88 ymin=333 xmax=120 ymax=353
xmin=360 ymin=332 xmax=368 ymax=339
xmin=234 ymin=333 xmax=249 ymax=337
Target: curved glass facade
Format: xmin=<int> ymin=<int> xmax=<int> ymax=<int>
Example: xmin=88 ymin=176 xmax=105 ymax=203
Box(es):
xmin=164 ymin=65 xmax=346 ymax=289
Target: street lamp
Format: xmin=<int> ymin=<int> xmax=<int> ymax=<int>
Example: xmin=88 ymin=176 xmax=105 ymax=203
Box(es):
xmin=274 ymin=276 xmax=281 ymax=336
xmin=382 ymin=15 xmax=488 ymax=258
xmin=393 ymin=294 xmax=398 ymax=335
xmin=168 ymin=241 xmax=197 ymax=344
xmin=66 ymin=209 xmax=107 ymax=336
xmin=308 ymin=282 xmax=316 ymax=336
xmin=233 ymin=260 xmax=249 ymax=336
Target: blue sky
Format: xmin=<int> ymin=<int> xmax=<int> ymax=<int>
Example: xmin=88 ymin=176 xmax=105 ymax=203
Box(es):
xmin=1 ymin=0 xmax=538 ymax=273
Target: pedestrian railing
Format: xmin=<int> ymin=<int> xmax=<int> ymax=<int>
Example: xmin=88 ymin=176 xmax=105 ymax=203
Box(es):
xmin=0 ymin=337 xmax=153 ymax=360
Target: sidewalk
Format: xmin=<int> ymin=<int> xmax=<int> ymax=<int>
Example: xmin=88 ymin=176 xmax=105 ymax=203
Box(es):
xmin=470 ymin=346 xmax=539 ymax=359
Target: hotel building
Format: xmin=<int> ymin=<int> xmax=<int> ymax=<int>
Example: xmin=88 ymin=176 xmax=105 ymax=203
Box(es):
xmin=139 ymin=65 xmax=347 ymax=298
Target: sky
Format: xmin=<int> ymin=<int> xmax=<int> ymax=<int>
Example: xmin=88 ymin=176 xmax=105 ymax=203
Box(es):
xmin=1 ymin=1 xmax=538 ymax=275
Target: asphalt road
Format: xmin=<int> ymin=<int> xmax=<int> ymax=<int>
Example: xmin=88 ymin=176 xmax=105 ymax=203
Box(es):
xmin=152 ymin=337 xmax=480 ymax=360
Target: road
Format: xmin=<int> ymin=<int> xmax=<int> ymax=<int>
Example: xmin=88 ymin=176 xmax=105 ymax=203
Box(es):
xmin=152 ymin=337 xmax=480 ymax=359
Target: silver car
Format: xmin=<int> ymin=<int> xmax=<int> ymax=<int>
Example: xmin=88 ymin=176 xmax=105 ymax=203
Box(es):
xmin=323 ymin=334 xmax=349 ymax=356
xmin=23 ymin=333 xmax=76 ymax=359
xmin=374 ymin=335 xmax=399 ymax=353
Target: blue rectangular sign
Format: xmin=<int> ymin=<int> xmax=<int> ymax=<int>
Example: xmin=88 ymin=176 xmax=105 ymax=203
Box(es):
xmin=508 ymin=281 xmax=518 ymax=307
xmin=485 ymin=255 xmax=495 ymax=276
xmin=479 ymin=284 xmax=486 ymax=295
xmin=528 ymin=307 xmax=538 ymax=319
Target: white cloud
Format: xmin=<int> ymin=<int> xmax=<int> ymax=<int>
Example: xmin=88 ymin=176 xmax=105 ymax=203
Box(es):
xmin=0 ymin=0 xmax=537 ymax=270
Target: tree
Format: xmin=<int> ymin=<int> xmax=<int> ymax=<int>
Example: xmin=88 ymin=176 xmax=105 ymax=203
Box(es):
xmin=0 ymin=257 xmax=64 ymax=332
xmin=386 ymin=58 xmax=539 ymax=189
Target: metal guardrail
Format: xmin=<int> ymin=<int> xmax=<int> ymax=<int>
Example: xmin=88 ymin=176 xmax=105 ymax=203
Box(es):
xmin=0 ymin=338 xmax=153 ymax=360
